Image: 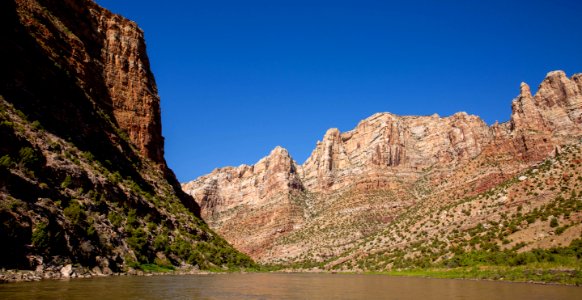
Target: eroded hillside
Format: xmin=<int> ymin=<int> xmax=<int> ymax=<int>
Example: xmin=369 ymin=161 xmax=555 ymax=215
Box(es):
xmin=328 ymin=140 xmax=582 ymax=271
xmin=183 ymin=71 xmax=582 ymax=265
xmin=0 ymin=0 xmax=254 ymax=280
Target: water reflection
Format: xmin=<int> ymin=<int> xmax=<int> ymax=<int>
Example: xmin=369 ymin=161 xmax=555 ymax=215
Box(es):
xmin=0 ymin=273 xmax=579 ymax=299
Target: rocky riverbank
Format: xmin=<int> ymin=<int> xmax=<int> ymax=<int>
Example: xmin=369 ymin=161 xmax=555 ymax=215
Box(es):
xmin=0 ymin=265 xmax=210 ymax=284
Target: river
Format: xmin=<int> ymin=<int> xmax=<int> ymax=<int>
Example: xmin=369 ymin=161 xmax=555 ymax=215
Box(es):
xmin=0 ymin=273 xmax=579 ymax=299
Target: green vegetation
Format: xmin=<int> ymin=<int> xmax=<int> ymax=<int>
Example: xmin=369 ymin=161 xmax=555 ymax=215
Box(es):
xmin=63 ymin=201 xmax=85 ymax=226
xmin=0 ymin=120 xmax=14 ymax=128
xmin=107 ymin=211 xmax=123 ymax=228
xmin=441 ymin=238 xmax=581 ymax=269
xmin=276 ymin=238 xmax=582 ymax=285
xmin=278 ymin=142 xmax=582 ymax=285
xmin=127 ymin=228 xmax=148 ymax=261
xmin=30 ymin=120 xmax=43 ymax=130
xmin=60 ymin=175 xmax=72 ymax=189
xmin=0 ymin=155 xmax=13 ymax=168
xmin=550 ymin=217 xmax=559 ymax=228
xmin=136 ymin=263 xmax=175 ymax=273
xmin=380 ymin=266 xmax=580 ymax=285
xmin=31 ymin=222 xmax=50 ymax=249
xmin=18 ymin=147 xmax=40 ymax=168
xmin=153 ymin=234 xmax=170 ymax=252
xmin=0 ymin=80 xmax=255 ymax=275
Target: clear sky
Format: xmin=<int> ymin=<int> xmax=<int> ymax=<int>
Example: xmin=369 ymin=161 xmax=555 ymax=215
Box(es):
xmin=94 ymin=0 xmax=582 ymax=182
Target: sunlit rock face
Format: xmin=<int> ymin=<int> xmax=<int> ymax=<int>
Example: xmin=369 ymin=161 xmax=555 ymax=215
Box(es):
xmin=182 ymin=147 xmax=305 ymax=258
xmin=183 ymin=72 xmax=582 ymax=263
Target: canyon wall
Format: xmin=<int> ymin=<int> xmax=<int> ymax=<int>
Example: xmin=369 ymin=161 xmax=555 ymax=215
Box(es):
xmin=0 ymin=0 xmax=253 ymax=276
xmin=183 ymin=71 xmax=582 ymax=262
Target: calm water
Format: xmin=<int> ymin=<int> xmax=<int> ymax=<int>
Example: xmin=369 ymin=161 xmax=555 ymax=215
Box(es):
xmin=0 ymin=273 xmax=580 ymax=300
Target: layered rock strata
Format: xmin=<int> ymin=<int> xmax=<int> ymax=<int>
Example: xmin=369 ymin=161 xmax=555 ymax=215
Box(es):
xmin=183 ymin=71 xmax=582 ymax=262
xmin=0 ymin=0 xmax=254 ymax=276
xmin=182 ymin=147 xmax=305 ymax=257
xmin=8 ymin=0 xmax=164 ymax=164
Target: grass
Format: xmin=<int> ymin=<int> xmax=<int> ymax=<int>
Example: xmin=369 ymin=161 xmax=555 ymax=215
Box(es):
xmin=107 ymin=261 xmax=582 ymax=285
xmin=376 ymin=265 xmax=581 ymax=285
xmin=136 ymin=263 xmax=176 ymax=273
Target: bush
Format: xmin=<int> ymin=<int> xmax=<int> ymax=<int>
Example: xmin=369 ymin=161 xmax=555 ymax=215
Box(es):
xmin=147 ymin=222 xmax=157 ymax=231
xmin=555 ymin=226 xmax=566 ymax=235
xmin=30 ymin=120 xmax=43 ymax=130
xmin=154 ymin=234 xmax=169 ymax=252
xmin=61 ymin=175 xmax=72 ymax=189
xmin=18 ymin=147 xmax=40 ymax=168
xmin=441 ymin=237 xmax=582 ymax=270
xmin=108 ymin=211 xmax=123 ymax=228
xmin=0 ymin=120 xmax=14 ymax=128
xmin=108 ymin=171 xmax=122 ymax=184
xmin=127 ymin=228 xmax=148 ymax=252
xmin=63 ymin=201 xmax=85 ymax=226
xmin=550 ymin=217 xmax=559 ymax=228
xmin=171 ymin=238 xmax=193 ymax=258
xmin=31 ymin=222 xmax=49 ymax=249
xmin=82 ymin=151 xmax=95 ymax=162
xmin=152 ymin=258 xmax=174 ymax=269
xmin=126 ymin=209 xmax=139 ymax=228
xmin=86 ymin=223 xmax=97 ymax=239
xmin=187 ymin=251 xmax=208 ymax=268
xmin=0 ymin=155 xmax=13 ymax=168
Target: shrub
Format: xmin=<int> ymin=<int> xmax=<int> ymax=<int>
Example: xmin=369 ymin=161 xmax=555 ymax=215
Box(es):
xmin=555 ymin=226 xmax=567 ymax=235
xmin=154 ymin=234 xmax=169 ymax=252
xmin=171 ymin=238 xmax=193 ymax=258
xmin=108 ymin=171 xmax=122 ymax=184
xmin=64 ymin=201 xmax=85 ymax=226
xmin=126 ymin=209 xmax=139 ymax=228
xmin=82 ymin=151 xmax=95 ymax=162
xmin=0 ymin=155 xmax=13 ymax=168
xmin=0 ymin=120 xmax=14 ymax=128
xmin=127 ymin=228 xmax=148 ymax=252
xmin=147 ymin=222 xmax=157 ymax=231
xmin=48 ymin=141 xmax=61 ymax=151
xmin=108 ymin=211 xmax=123 ymax=228
xmin=18 ymin=147 xmax=39 ymax=168
xmin=14 ymin=109 xmax=27 ymax=120
xmin=550 ymin=217 xmax=559 ymax=228
xmin=31 ymin=222 xmax=49 ymax=249
xmin=30 ymin=120 xmax=43 ymax=130
xmin=61 ymin=175 xmax=72 ymax=189
xmin=86 ymin=222 xmax=97 ymax=239
xmin=153 ymin=258 xmax=174 ymax=269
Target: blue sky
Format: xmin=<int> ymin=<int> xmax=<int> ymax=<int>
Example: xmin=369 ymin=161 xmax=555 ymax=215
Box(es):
xmin=94 ymin=0 xmax=582 ymax=182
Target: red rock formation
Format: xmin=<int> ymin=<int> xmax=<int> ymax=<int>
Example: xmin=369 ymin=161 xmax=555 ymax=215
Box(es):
xmin=100 ymin=11 xmax=165 ymax=164
xmin=183 ymin=71 xmax=582 ymax=263
xmin=183 ymin=147 xmax=305 ymax=257
xmin=300 ymin=112 xmax=492 ymax=193
xmin=13 ymin=0 xmax=165 ymax=164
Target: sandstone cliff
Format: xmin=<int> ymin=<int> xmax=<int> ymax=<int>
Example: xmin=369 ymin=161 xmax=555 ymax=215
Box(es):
xmin=0 ymin=0 xmax=253 ymax=277
xmin=182 ymin=147 xmax=305 ymax=257
xmin=300 ymin=111 xmax=491 ymax=193
xmin=183 ymin=71 xmax=582 ymax=263
xmin=4 ymin=0 xmax=164 ymax=165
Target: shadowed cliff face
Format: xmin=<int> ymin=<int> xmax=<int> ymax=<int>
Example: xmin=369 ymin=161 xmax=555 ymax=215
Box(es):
xmin=3 ymin=0 xmax=164 ymax=164
xmin=1 ymin=0 xmax=199 ymax=216
xmin=0 ymin=0 xmax=254 ymax=274
xmin=183 ymin=71 xmax=582 ymax=263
